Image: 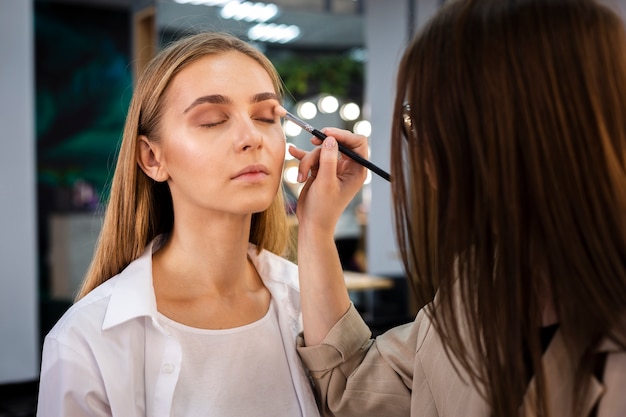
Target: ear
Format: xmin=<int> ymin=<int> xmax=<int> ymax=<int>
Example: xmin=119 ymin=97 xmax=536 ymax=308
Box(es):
xmin=137 ymin=135 xmax=169 ymax=182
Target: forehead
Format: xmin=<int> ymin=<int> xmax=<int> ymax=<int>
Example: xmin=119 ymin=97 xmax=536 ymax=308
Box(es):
xmin=167 ymin=51 xmax=276 ymax=101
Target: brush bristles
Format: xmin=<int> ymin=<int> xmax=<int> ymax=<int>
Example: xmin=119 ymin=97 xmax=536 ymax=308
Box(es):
xmin=274 ymin=105 xmax=288 ymax=118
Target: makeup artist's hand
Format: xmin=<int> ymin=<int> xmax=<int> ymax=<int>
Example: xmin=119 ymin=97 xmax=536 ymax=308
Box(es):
xmin=288 ymin=128 xmax=368 ymax=234
xmin=289 ymin=128 xmax=368 ymax=346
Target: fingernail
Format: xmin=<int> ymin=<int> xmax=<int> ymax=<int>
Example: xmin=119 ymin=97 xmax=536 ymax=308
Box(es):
xmin=297 ymin=172 xmax=303 ymax=182
xmin=324 ymin=137 xmax=336 ymax=148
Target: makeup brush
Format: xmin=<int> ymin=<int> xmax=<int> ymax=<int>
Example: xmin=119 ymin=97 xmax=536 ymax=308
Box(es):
xmin=275 ymin=105 xmax=391 ymax=182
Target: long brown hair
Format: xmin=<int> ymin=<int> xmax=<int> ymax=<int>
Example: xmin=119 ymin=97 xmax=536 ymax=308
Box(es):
xmin=76 ymin=32 xmax=291 ymax=300
xmin=391 ymin=0 xmax=626 ymax=415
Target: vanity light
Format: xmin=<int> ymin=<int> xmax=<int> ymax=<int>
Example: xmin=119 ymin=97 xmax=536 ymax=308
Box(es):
xmin=318 ymin=95 xmax=339 ymax=114
xmin=174 ymin=0 xmax=230 ymax=5
xmin=283 ymin=120 xmax=303 ymax=137
xmin=296 ymin=101 xmax=317 ymax=120
xmin=221 ymin=1 xmax=279 ymax=23
xmin=248 ymin=23 xmax=300 ymax=44
xmin=353 ymin=120 xmax=371 ymax=137
xmin=339 ymin=102 xmax=360 ymax=121
xmin=283 ymin=166 xmax=299 ymax=184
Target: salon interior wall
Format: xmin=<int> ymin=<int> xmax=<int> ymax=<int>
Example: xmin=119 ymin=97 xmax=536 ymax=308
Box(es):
xmin=364 ymin=0 xmax=441 ymax=278
xmin=0 ymin=0 xmax=39 ymax=383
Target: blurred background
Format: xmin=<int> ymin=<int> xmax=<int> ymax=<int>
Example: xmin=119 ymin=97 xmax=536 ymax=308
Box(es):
xmin=2 ymin=0 xmax=626 ymax=415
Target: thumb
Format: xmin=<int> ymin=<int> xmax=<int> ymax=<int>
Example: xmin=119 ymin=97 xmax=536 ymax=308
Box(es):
xmin=317 ymin=136 xmax=338 ymax=183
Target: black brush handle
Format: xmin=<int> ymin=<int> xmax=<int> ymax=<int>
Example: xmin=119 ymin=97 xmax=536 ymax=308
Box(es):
xmin=310 ymin=128 xmax=391 ymax=182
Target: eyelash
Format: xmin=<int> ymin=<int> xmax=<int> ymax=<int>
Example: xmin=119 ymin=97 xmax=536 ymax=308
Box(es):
xmin=200 ymin=121 xmax=224 ymax=128
xmin=200 ymin=117 xmax=275 ymax=128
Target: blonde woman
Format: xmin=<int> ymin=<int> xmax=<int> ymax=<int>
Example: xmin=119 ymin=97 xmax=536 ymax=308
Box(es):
xmin=37 ymin=32 xmax=319 ymax=417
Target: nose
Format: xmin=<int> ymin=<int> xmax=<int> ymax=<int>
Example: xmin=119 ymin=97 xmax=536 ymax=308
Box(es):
xmin=233 ymin=117 xmax=263 ymax=152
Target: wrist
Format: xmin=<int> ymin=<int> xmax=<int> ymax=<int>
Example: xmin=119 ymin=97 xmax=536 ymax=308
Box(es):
xmin=297 ymin=224 xmax=335 ymax=249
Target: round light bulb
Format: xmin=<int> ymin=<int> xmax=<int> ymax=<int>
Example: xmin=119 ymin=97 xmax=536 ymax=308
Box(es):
xmin=283 ymin=166 xmax=299 ymax=184
xmin=353 ymin=120 xmax=372 ymax=137
xmin=318 ymin=95 xmax=339 ymax=114
xmin=283 ymin=120 xmax=302 ymax=137
xmin=284 ymin=144 xmax=295 ymax=160
xmin=297 ymin=101 xmax=317 ymax=120
xmin=339 ymin=102 xmax=360 ymax=121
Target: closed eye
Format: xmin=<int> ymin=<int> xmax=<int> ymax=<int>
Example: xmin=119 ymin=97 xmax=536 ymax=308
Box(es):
xmin=199 ymin=120 xmax=227 ymax=128
xmin=255 ymin=117 xmax=276 ymax=124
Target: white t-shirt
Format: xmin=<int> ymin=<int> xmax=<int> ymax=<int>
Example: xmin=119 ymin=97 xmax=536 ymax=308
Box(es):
xmin=158 ymin=298 xmax=303 ymax=417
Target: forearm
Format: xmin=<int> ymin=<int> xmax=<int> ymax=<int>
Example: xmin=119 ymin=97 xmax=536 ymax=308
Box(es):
xmin=297 ymin=306 xmax=416 ymax=417
xmin=291 ymin=129 xmax=368 ymax=347
xmin=297 ymin=222 xmax=351 ymax=346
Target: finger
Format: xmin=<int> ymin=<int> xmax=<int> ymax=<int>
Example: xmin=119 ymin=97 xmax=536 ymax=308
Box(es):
xmin=288 ymin=144 xmax=307 ymax=161
xmin=321 ymin=128 xmax=368 ymax=157
xmin=310 ymin=137 xmax=323 ymax=147
xmin=297 ymin=147 xmax=321 ymax=183
xmin=316 ymin=135 xmax=339 ymax=185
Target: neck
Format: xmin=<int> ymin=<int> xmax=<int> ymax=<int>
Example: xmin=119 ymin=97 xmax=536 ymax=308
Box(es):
xmin=153 ymin=212 xmax=254 ymax=297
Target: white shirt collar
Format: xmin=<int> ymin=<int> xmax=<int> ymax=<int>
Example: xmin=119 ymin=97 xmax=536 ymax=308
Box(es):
xmin=101 ymin=235 xmax=299 ymax=331
xmin=101 ymin=236 xmax=163 ymax=330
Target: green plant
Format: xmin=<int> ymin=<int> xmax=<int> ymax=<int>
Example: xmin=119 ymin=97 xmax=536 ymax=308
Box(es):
xmin=274 ymin=54 xmax=364 ymax=102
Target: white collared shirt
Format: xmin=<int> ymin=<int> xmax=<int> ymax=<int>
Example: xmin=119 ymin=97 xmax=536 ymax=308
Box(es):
xmin=37 ymin=237 xmax=320 ymax=417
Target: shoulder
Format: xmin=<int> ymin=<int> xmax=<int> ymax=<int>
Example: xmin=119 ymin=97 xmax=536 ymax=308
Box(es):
xmin=47 ymin=238 xmax=161 ymax=342
xmin=44 ymin=277 xmax=119 ymax=345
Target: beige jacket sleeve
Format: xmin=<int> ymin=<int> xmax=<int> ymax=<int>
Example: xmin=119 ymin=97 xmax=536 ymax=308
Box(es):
xmin=298 ymin=302 xmax=626 ymax=417
xmin=297 ymin=304 xmax=424 ymax=417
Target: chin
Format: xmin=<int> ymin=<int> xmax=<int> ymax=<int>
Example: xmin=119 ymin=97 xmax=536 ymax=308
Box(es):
xmin=243 ymin=197 xmax=275 ymax=214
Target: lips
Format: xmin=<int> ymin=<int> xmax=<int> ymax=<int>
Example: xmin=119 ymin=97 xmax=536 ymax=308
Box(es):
xmin=231 ymin=164 xmax=270 ymax=179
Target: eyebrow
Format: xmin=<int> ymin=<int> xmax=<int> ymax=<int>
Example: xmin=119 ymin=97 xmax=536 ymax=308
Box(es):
xmin=183 ymin=92 xmax=280 ymax=114
xmin=251 ymin=92 xmax=280 ymax=104
xmin=183 ymin=94 xmax=231 ymax=114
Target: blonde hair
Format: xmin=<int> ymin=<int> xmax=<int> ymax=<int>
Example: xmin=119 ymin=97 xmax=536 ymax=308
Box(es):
xmin=76 ymin=32 xmax=291 ymax=300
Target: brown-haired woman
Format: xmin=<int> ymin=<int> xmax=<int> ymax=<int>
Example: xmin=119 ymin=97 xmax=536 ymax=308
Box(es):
xmin=37 ymin=32 xmax=320 ymax=417
xmin=290 ymin=0 xmax=626 ymax=416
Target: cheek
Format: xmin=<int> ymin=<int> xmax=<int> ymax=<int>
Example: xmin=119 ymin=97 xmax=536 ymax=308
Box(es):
xmin=268 ymin=134 xmax=286 ymax=167
xmin=162 ymin=133 xmax=218 ymax=174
